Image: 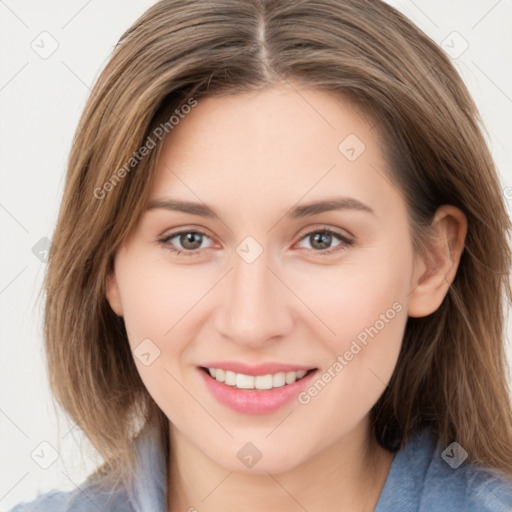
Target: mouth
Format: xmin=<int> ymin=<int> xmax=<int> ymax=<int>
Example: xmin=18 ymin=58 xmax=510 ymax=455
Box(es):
xmin=198 ymin=364 xmax=318 ymax=414
xmin=199 ymin=366 xmax=316 ymax=391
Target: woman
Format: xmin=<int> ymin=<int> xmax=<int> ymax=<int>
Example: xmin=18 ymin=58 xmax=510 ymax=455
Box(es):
xmin=10 ymin=0 xmax=512 ymax=510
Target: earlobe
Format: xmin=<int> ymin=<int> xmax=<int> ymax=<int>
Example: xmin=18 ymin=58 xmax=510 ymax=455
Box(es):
xmin=105 ymin=271 xmax=124 ymax=316
xmin=407 ymin=205 xmax=467 ymax=318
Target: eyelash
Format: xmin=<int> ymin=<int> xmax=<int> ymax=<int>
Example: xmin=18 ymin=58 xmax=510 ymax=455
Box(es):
xmin=158 ymin=227 xmax=354 ymax=257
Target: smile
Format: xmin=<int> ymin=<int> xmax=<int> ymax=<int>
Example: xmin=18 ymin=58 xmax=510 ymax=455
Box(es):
xmin=203 ymin=367 xmax=310 ymax=390
xmin=198 ymin=364 xmax=318 ymax=414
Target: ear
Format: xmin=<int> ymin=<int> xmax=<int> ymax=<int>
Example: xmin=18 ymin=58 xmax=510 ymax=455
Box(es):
xmin=105 ymin=269 xmax=124 ymax=316
xmin=408 ymin=205 xmax=467 ymax=318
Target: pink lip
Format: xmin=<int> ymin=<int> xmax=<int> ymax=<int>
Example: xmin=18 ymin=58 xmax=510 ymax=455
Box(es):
xmin=200 ymin=361 xmax=314 ymax=376
xmin=198 ymin=366 xmax=317 ymax=415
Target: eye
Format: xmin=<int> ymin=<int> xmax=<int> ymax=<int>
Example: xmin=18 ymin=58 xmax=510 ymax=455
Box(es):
xmin=296 ymin=228 xmax=354 ymax=255
xmin=158 ymin=227 xmax=354 ymax=257
xmin=158 ymin=230 xmax=213 ymax=256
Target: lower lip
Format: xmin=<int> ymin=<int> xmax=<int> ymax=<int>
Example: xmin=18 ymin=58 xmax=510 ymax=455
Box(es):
xmin=199 ymin=368 xmax=317 ymax=414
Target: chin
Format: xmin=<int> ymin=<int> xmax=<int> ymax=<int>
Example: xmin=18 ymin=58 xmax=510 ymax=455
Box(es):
xmin=200 ymin=436 xmax=313 ymax=475
xmin=219 ymin=453 xmax=304 ymax=475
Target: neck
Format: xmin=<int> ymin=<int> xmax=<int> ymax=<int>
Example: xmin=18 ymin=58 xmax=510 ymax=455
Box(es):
xmin=167 ymin=418 xmax=394 ymax=512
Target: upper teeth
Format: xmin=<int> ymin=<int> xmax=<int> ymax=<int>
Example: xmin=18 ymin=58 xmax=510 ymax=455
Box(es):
xmin=208 ymin=368 xmax=308 ymax=390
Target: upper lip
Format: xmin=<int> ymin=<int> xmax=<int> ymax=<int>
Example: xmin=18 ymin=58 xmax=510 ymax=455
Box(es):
xmin=199 ymin=361 xmax=316 ymax=376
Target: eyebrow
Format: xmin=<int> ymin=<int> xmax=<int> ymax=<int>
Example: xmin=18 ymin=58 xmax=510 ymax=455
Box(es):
xmin=146 ymin=196 xmax=374 ymax=219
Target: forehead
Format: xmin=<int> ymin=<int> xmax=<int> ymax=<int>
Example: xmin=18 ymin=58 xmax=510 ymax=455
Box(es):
xmin=149 ymin=84 xmax=402 ymax=222
xmin=160 ymin=84 xmax=372 ymax=162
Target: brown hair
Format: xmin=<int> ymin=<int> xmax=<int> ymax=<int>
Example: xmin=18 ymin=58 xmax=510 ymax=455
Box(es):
xmin=44 ymin=0 xmax=512 ymax=491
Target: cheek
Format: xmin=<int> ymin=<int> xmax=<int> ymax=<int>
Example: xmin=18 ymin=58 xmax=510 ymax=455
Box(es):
xmin=290 ymin=236 xmax=412 ymax=356
xmin=113 ymin=250 xmax=224 ymax=413
xmin=115 ymin=251 xmax=213 ymax=348
xmin=294 ymin=238 xmax=411 ymax=420
xmin=113 ymin=253 xmax=212 ymax=420
xmin=338 ymin=255 xmax=409 ymax=356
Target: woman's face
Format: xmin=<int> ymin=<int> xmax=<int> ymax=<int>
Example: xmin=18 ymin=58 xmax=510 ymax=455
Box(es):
xmin=106 ymin=84 xmax=422 ymax=473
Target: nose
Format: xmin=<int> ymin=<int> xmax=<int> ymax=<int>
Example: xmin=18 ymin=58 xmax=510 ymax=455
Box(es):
xmin=213 ymin=244 xmax=294 ymax=348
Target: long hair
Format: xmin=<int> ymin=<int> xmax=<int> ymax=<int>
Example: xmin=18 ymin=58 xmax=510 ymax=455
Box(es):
xmin=43 ymin=0 xmax=512 ymax=491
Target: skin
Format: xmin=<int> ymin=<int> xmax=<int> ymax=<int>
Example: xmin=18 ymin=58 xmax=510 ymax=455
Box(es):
xmin=106 ymin=83 xmax=467 ymax=511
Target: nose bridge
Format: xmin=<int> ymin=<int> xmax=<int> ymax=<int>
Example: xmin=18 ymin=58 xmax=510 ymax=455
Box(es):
xmin=215 ymin=240 xmax=292 ymax=345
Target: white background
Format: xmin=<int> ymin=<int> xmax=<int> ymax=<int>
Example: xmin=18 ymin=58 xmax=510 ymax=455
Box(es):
xmin=1 ymin=0 xmax=511 ymax=508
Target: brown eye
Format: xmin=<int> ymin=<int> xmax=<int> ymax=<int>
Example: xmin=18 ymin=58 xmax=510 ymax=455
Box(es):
xmin=159 ymin=230 xmax=212 ymax=256
xmin=297 ymin=229 xmax=354 ymax=255
xmin=309 ymin=232 xmax=334 ymax=250
xmin=178 ymin=232 xmax=203 ymax=250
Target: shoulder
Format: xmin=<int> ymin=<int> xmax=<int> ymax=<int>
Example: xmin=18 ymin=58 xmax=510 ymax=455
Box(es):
xmin=6 ymin=477 xmax=132 ymax=512
xmin=7 ymin=489 xmax=70 ymax=512
xmin=376 ymin=428 xmax=512 ymax=512
xmin=427 ymin=445 xmax=512 ymax=511
xmin=8 ymin=420 xmax=167 ymax=512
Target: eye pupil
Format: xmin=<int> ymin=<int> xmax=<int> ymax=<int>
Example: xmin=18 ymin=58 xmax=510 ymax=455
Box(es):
xmin=311 ymin=232 xmax=331 ymax=250
xmin=181 ymin=232 xmax=202 ymax=250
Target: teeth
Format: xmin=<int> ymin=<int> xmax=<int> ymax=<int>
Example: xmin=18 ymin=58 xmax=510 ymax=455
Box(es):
xmin=236 ymin=373 xmax=255 ymax=389
xmin=272 ymin=372 xmax=286 ymax=388
xmin=255 ymin=374 xmax=273 ymax=390
xmin=225 ymin=370 xmax=236 ymax=386
xmin=285 ymin=371 xmax=296 ymax=384
xmin=207 ymin=368 xmax=310 ymax=390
